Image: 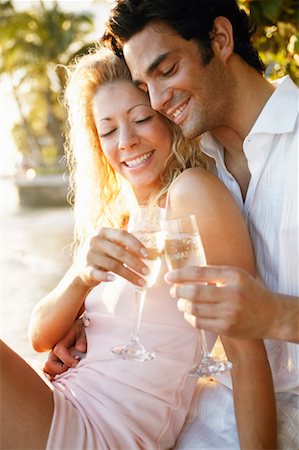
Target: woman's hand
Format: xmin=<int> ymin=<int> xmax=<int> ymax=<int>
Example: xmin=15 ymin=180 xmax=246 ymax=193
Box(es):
xmin=79 ymin=227 xmax=150 ymax=288
xmin=29 ymin=227 xmax=150 ymax=352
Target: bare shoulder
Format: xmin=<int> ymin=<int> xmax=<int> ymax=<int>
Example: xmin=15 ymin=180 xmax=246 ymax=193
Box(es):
xmin=168 ymin=167 xmax=233 ymax=208
xmin=167 ymin=167 xmax=255 ymax=272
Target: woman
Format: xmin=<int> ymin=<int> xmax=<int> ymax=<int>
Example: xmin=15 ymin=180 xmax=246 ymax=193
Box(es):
xmin=1 ymin=46 xmax=276 ymax=450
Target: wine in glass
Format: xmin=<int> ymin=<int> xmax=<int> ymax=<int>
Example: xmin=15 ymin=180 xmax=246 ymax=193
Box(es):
xmin=164 ymin=214 xmax=232 ymax=377
xmin=111 ymin=205 xmax=165 ymax=362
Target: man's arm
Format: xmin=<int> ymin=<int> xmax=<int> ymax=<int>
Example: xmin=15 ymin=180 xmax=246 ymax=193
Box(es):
xmin=165 ymin=265 xmax=299 ymax=343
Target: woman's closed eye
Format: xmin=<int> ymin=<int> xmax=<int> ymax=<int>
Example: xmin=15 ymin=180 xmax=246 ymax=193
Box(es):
xmin=100 ymin=128 xmax=116 ymax=138
xmin=135 ymin=116 xmax=153 ymax=124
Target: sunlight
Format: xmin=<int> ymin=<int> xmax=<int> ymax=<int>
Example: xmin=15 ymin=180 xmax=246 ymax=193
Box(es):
xmin=0 ymin=1 xmax=111 ymax=177
xmin=0 ymin=76 xmax=21 ymax=176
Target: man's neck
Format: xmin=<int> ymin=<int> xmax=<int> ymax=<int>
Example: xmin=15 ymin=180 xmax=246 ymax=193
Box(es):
xmin=211 ymin=65 xmax=275 ymax=199
xmin=212 ymin=128 xmax=250 ymax=200
xmin=223 ymin=59 xmax=276 ymax=141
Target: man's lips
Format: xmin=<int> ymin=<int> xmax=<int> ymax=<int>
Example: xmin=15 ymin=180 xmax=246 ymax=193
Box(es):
xmin=166 ymin=99 xmax=189 ymax=123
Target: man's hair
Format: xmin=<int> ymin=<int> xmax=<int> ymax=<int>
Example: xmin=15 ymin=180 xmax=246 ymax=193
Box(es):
xmin=104 ymin=0 xmax=264 ymax=73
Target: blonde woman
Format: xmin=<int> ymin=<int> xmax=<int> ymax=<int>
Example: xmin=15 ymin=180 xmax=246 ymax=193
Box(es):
xmin=1 ymin=46 xmax=276 ymax=450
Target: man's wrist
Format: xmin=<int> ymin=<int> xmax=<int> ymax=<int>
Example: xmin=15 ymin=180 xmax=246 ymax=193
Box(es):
xmin=266 ymin=293 xmax=299 ymax=343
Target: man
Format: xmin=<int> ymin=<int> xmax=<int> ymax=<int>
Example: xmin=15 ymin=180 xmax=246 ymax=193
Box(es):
xmin=103 ymin=0 xmax=299 ymax=345
xmin=99 ymin=2 xmax=299 ymax=448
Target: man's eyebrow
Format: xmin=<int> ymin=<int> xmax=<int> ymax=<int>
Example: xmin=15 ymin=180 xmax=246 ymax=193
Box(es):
xmin=147 ymin=52 xmax=171 ymax=75
xmin=133 ymin=52 xmax=172 ymax=87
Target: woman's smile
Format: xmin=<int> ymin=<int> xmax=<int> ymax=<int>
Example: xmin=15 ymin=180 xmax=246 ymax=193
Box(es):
xmin=122 ymin=150 xmax=154 ymax=169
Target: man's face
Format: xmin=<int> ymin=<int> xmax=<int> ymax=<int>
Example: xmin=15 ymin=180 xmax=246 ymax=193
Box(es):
xmin=123 ymin=21 xmax=233 ymax=139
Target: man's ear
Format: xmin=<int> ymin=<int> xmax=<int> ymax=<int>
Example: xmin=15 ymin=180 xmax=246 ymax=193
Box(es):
xmin=210 ymin=16 xmax=234 ymax=62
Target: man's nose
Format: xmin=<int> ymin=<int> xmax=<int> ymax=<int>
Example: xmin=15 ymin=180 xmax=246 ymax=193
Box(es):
xmin=118 ymin=125 xmax=139 ymax=151
xmin=148 ymin=84 xmax=171 ymax=113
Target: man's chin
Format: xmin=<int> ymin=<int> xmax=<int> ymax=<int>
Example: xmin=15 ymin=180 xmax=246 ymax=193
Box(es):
xmin=180 ymin=123 xmax=202 ymax=140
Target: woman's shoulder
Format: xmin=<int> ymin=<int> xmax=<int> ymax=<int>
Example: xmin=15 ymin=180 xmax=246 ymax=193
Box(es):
xmin=166 ymin=166 xmax=241 ymax=224
xmin=169 ymin=167 xmax=227 ymax=200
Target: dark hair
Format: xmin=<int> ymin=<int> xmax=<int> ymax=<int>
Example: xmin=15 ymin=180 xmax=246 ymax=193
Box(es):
xmin=103 ymin=0 xmax=264 ymax=73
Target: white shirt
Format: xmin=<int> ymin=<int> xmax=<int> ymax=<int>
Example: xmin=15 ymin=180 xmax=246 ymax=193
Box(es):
xmin=200 ymin=76 xmax=299 ymax=393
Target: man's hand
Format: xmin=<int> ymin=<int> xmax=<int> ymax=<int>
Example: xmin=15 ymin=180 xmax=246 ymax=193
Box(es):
xmin=165 ymin=265 xmax=277 ymax=340
xmin=43 ymin=318 xmax=87 ymax=379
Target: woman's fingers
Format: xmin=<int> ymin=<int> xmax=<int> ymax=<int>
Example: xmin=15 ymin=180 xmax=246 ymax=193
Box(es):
xmin=89 ymin=237 xmax=149 ymax=276
xmin=97 ymin=227 xmax=148 ymax=257
xmin=82 ymin=227 xmax=150 ymax=286
xmin=85 ymin=263 xmax=147 ymax=287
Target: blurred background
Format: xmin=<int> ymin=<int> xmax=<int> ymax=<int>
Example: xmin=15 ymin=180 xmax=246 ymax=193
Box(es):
xmin=1 ymin=0 xmax=298 ymax=362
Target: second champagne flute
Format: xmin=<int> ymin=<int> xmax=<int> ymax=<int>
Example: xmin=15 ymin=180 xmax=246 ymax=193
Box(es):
xmin=111 ymin=206 xmax=165 ymax=362
xmin=164 ymin=214 xmax=232 ymax=377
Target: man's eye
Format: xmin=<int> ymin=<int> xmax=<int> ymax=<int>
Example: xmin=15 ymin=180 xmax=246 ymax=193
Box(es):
xmin=162 ymin=64 xmax=176 ymax=77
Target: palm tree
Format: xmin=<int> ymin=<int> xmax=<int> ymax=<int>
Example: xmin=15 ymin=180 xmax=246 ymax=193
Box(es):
xmin=0 ymin=0 xmax=95 ymax=170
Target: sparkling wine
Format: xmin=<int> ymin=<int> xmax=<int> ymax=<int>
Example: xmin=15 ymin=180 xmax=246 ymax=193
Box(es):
xmin=134 ymin=229 xmax=165 ymax=287
xmin=111 ymin=205 xmax=165 ymax=362
xmin=164 ymin=215 xmax=232 ymax=376
xmin=164 ymin=233 xmax=206 ymax=270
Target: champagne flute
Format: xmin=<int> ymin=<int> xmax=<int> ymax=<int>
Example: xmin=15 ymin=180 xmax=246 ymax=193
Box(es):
xmin=164 ymin=214 xmax=232 ymax=377
xmin=111 ymin=205 xmax=165 ymax=362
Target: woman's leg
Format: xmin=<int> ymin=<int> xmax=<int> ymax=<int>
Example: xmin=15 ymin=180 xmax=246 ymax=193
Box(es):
xmin=0 ymin=340 xmax=54 ymax=450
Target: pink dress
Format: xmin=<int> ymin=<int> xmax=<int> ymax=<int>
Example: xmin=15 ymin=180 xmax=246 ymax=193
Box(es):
xmin=46 ymin=258 xmax=200 ymax=450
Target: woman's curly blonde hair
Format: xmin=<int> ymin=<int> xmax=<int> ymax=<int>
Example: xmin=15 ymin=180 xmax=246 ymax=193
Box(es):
xmin=63 ymin=45 xmax=213 ymax=253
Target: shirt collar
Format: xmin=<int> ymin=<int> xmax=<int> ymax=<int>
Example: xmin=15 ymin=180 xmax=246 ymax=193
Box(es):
xmin=199 ymin=132 xmax=225 ymax=168
xmin=249 ymin=76 xmax=298 ymax=136
xmin=200 ymin=76 xmax=298 ymax=159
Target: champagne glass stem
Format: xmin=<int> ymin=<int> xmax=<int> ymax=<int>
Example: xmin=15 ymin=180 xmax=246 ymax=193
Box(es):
xmin=111 ymin=205 xmax=164 ymax=362
xmin=130 ymin=288 xmax=146 ymax=343
xmin=199 ymin=329 xmax=209 ymax=357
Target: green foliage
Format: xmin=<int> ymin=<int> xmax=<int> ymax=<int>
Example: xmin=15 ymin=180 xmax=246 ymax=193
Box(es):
xmin=239 ymin=0 xmax=298 ymax=84
xmin=0 ymin=0 xmax=96 ymax=169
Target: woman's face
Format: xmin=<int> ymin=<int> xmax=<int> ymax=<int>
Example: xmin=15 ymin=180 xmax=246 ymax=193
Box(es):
xmin=92 ymin=80 xmax=172 ymax=202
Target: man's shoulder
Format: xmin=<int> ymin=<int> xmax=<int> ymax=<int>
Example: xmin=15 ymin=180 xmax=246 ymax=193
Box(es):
xmin=250 ymin=76 xmax=298 ymax=136
xmin=271 ymin=75 xmax=298 ymax=90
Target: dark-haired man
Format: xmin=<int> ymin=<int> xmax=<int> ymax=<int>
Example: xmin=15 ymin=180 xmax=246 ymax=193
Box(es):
xmin=102 ymin=2 xmax=298 ymax=447
xmin=104 ymin=0 xmax=298 ymax=344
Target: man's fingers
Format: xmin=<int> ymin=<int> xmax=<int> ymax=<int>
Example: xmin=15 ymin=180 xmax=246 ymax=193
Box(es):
xmin=53 ymin=342 xmax=79 ymax=368
xmin=75 ymin=326 xmax=87 ymax=353
xmin=171 ymin=283 xmax=221 ymax=303
xmin=183 ymin=312 xmax=225 ymax=334
xmin=43 ymin=360 xmax=67 ymax=377
xmin=177 ymin=297 xmax=222 ymax=318
xmin=165 ymin=265 xmax=233 ymax=285
xmin=43 ymin=352 xmax=69 ymax=377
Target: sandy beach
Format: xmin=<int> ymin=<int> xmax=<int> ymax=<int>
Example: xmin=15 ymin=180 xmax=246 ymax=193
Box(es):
xmin=1 ymin=177 xmax=74 ymax=363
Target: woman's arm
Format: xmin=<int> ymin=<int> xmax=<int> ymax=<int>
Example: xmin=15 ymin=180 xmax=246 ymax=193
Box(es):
xmin=28 ymin=265 xmax=92 ymax=352
xmin=28 ymin=227 xmax=150 ymax=352
xmin=167 ymin=167 xmax=277 ymax=449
